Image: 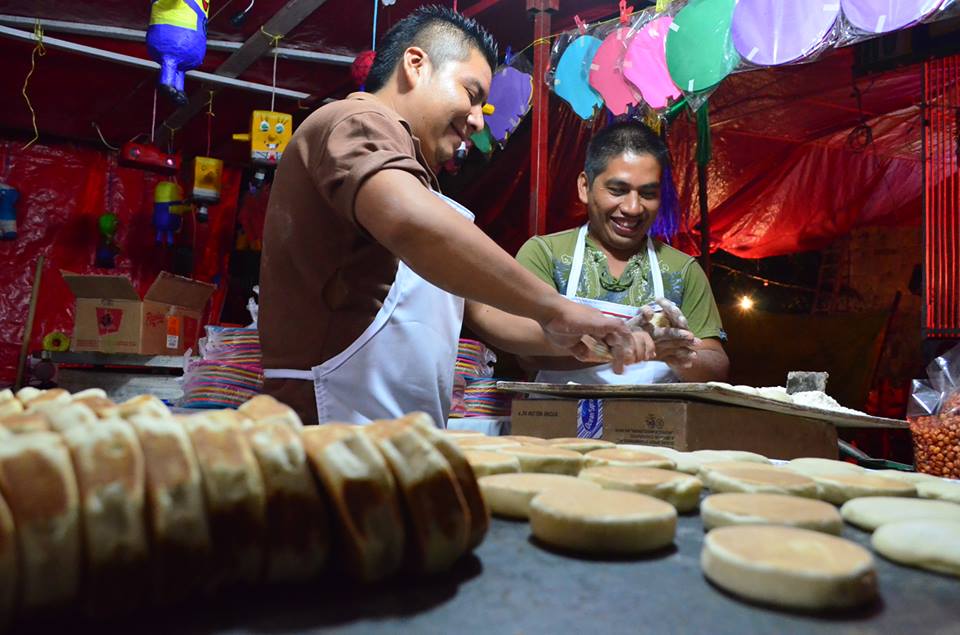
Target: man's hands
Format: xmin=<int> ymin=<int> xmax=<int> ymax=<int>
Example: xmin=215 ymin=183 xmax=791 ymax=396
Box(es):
xmin=538 ymin=299 xmax=651 ymax=374
xmin=563 ymin=298 xmax=701 ymax=372
xmin=637 ymin=299 xmax=700 ymax=370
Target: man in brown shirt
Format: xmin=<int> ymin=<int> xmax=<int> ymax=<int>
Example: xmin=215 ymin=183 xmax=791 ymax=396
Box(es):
xmin=259 ymin=6 xmax=645 ymax=425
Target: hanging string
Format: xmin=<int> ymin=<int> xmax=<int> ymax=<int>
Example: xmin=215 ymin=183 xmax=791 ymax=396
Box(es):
xmin=150 ymin=87 xmax=158 ymax=144
xmin=271 ymin=47 xmax=279 ymax=112
xmin=91 ymin=122 xmax=120 ymax=151
xmin=21 ymin=21 xmax=47 ymax=150
xmin=206 ymin=91 xmax=215 ymax=156
xmin=260 ymin=27 xmax=283 ymax=111
xmin=162 ymin=123 xmax=178 ymax=154
xmin=372 ymin=0 xmax=379 ymax=51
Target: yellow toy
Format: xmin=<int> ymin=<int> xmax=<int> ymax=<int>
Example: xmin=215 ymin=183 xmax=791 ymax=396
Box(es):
xmin=232 ymin=110 xmax=293 ymax=165
xmin=191 ymin=156 xmax=223 ymax=222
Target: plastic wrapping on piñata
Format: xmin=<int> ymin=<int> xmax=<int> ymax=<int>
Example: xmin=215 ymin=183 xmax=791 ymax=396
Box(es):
xmin=622 ymin=10 xmax=683 ymax=110
xmin=730 ymin=0 xmax=842 ymax=69
xmin=836 ymin=0 xmax=950 ymax=46
xmin=908 ymin=343 xmax=960 ymax=479
xmin=551 ymin=30 xmax=605 ymax=120
xmin=587 ymin=21 xmax=642 ymax=116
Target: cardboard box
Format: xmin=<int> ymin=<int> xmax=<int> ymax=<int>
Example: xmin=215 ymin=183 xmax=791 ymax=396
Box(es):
xmin=510 ymin=398 xmax=838 ymax=460
xmin=63 ymin=271 xmax=215 ymax=355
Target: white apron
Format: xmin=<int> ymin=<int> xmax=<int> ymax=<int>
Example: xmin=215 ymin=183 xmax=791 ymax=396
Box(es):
xmin=535 ymin=224 xmax=676 ymax=385
xmin=264 ymin=191 xmax=472 ymax=426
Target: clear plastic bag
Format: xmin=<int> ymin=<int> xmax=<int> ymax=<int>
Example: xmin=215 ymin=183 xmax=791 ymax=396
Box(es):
xmin=908 ymin=343 xmax=960 ymax=478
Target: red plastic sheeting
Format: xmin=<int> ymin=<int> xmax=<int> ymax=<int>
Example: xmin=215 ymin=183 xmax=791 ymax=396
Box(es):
xmin=455 ymin=48 xmax=922 ymax=260
xmin=0 ymin=140 xmax=240 ymax=383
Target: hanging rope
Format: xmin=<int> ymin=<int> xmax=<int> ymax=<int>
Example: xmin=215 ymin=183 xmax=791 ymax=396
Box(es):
xmin=91 ymin=122 xmax=120 ymax=151
xmin=21 ymin=21 xmax=47 ymax=149
xmin=150 ymin=87 xmax=158 ymax=144
xmin=260 ymin=27 xmax=283 ymax=111
xmin=206 ymin=91 xmax=215 ymax=156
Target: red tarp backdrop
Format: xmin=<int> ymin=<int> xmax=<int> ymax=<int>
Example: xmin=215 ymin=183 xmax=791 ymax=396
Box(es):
xmin=0 ymin=140 xmax=241 ymax=382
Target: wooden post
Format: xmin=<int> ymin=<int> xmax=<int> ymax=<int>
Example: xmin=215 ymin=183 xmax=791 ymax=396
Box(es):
xmin=15 ymin=254 xmax=44 ymax=390
xmin=526 ymin=0 xmax=557 ymax=238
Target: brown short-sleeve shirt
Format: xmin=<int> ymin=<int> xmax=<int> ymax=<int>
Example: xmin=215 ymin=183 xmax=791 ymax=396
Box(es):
xmin=258 ymin=93 xmax=439 ymax=423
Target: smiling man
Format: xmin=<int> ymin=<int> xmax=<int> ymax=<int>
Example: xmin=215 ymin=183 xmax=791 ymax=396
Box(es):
xmin=258 ymin=6 xmax=644 ymax=426
xmin=516 ymin=120 xmax=729 ymax=384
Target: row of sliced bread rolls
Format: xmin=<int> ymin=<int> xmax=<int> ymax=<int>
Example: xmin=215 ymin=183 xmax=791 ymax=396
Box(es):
xmin=0 ymin=389 xmax=488 ymax=626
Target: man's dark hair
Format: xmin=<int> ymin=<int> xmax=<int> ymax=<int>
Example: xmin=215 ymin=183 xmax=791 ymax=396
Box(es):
xmin=365 ymin=5 xmax=498 ymax=93
xmin=584 ymin=120 xmax=680 ymax=240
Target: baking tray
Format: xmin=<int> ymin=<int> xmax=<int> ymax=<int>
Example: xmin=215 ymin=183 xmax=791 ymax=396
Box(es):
xmin=497 ymin=381 xmax=909 ymax=430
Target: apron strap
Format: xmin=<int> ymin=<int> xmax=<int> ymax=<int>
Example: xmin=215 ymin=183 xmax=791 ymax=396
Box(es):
xmin=263 ymin=368 xmax=314 ymax=380
xmin=565 ymin=224 xmax=589 ymax=299
xmin=647 ymin=235 xmax=665 ymax=299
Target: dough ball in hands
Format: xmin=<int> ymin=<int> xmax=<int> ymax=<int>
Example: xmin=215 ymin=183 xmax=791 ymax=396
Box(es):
xmin=62 ymin=419 xmax=149 ymax=617
xmin=127 ymin=414 xmax=211 ymax=605
xmin=463 ymin=450 xmax=521 ymax=477
xmin=701 ymin=493 xmax=843 ymax=534
xmin=701 ymin=525 xmax=877 ymax=611
xmin=499 ymin=445 xmax=585 ymax=476
xmin=578 ymin=466 xmax=702 ymax=513
xmin=401 ymin=412 xmax=490 ymax=552
xmin=584 ymin=448 xmax=676 ymax=470
xmin=871 ymin=519 xmax=960 ymax=578
xmin=547 ymin=438 xmax=615 ymax=454
xmin=241 ymin=419 xmax=330 ymax=583
xmin=478 ymin=473 xmax=601 ymax=519
xmin=365 ymin=419 xmax=470 ymax=575
xmin=529 ymin=489 xmax=677 ymax=555
xmin=301 ymin=425 xmax=406 ymax=582
xmin=182 ymin=414 xmax=267 ymax=591
xmin=840 ymin=496 xmax=960 ymax=532
xmin=0 ymin=432 xmax=81 ymax=613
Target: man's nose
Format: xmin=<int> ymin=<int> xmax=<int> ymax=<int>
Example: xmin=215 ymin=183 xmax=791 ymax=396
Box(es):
xmin=620 ymin=192 xmax=641 ymax=214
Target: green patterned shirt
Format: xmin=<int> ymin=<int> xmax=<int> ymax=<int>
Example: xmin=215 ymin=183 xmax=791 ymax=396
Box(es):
xmin=516 ymin=227 xmax=725 ymax=340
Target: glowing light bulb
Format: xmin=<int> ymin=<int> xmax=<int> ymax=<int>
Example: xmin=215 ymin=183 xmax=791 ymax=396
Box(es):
xmin=739 ymin=295 xmax=754 ymax=311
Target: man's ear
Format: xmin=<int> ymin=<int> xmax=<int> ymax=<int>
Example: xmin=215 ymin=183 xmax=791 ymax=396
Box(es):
xmin=577 ymin=172 xmax=590 ymax=205
xmin=398 ymin=46 xmax=430 ymax=90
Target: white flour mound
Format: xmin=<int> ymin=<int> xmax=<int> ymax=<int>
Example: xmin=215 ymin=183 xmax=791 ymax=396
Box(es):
xmin=790 ymin=391 xmax=865 ymax=416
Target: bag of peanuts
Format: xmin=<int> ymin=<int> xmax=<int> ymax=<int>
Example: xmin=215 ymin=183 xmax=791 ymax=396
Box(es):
xmin=908 ymin=343 xmax=960 ymax=478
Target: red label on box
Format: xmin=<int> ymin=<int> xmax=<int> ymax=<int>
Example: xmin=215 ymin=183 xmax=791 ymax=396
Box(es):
xmin=95 ymin=308 xmax=123 ymax=335
xmin=145 ymin=312 xmax=165 ymax=328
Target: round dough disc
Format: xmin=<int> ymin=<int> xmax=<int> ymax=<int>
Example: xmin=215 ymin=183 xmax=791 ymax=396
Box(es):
xmin=529 ymin=488 xmax=677 ymax=555
xmin=547 ymin=438 xmax=615 ymax=454
xmin=871 ymin=519 xmax=960 ymax=578
xmin=498 ymin=445 xmax=584 ymax=476
xmin=584 ymin=448 xmax=676 ymax=470
xmin=463 ymin=450 xmax=521 ymax=478
xmin=812 ymin=473 xmax=916 ymax=505
xmin=702 ymin=493 xmax=843 ymax=534
xmin=870 ymin=469 xmax=942 ymax=485
xmin=917 ymin=480 xmax=960 ymax=504
xmin=701 ymin=525 xmax=878 ymax=610
xmin=478 ymin=473 xmax=600 ymax=519
xmin=579 ymin=466 xmax=702 ymax=513
xmin=785 ymin=458 xmax=864 ymax=477
xmin=841 ymin=496 xmax=960 ymax=531
xmin=454 ymin=436 xmax=523 ymax=451
xmin=704 ymin=464 xmax=819 ymax=498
